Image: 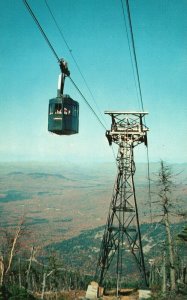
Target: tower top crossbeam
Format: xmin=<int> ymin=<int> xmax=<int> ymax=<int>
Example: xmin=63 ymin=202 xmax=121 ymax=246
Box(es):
xmin=105 ymin=111 xmax=148 ymax=115
xmin=105 ymin=111 xmax=148 ymax=147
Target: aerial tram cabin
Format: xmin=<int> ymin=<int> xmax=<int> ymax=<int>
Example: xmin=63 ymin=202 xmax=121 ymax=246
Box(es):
xmin=48 ymin=60 xmax=79 ymax=135
xmin=48 ymin=94 xmax=79 ymax=135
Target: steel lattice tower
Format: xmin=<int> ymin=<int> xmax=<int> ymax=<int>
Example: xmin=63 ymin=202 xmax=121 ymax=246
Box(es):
xmin=96 ymin=111 xmax=149 ymax=289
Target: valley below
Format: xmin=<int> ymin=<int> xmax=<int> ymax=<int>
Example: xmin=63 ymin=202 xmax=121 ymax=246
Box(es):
xmin=0 ymin=161 xmax=186 ymax=249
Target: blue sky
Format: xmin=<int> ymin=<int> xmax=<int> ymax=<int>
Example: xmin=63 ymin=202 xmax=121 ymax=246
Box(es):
xmin=0 ymin=0 xmax=187 ymax=163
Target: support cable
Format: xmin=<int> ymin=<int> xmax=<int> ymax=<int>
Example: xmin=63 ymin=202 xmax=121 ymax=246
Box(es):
xmin=123 ymin=0 xmax=153 ymax=222
xmin=120 ymin=0 xmax=141 ymax=110
xmin=23 ymin=0 xmax=60 ymax=63
xmin=69 ymin=76 xmax=106 ymax=130
xmin=44 ymin=0 xmax=107 ymax=127
xmin=125 ymin=0 xmax=144 ymax=112
xmin=146 ymin=145 xmax=153 ymax=223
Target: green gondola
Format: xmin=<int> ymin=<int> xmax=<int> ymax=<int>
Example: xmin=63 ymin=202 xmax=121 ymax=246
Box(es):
xmin=48 ymin=94 xmax=79 ymax=135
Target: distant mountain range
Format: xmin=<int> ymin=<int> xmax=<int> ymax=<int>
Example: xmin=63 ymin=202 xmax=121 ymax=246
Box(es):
xmin=0 ymin=161 xmax=186 ymax=248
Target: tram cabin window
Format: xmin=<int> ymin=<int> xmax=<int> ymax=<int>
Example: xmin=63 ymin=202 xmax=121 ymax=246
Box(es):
xmin=49 ymin=103 xmax=62 ymax=115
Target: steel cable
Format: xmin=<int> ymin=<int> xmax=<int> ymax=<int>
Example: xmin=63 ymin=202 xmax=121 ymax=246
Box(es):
xmin=125 ymin=0 xmax=144 ymax=112
xmin=69 ymin=76 xmax=106 ymax=130
xmin=120 ymin=0 xmax=141 ymax=110
xmin=23 ymin=0 xmax=60 ymax=63
xmin=122 ymin=0 xmax=152 ymax=221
